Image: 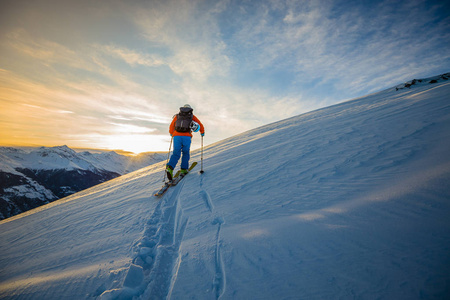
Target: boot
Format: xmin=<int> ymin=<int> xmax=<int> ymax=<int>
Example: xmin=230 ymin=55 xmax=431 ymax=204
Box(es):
xmin=166 ymin=165 xmax=174 ymax=181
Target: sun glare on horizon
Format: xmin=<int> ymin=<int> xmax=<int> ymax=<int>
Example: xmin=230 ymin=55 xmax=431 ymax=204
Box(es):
xmin=99 ymin=134 xmax=171 ymax=154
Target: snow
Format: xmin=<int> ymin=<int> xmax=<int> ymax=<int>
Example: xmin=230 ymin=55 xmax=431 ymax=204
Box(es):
xmin=1 ymin=77 xmax=450 ymax=299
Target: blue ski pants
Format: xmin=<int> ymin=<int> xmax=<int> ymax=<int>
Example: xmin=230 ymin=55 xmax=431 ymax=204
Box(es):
xmin=168 ymin=136 xmax=192 ymax=170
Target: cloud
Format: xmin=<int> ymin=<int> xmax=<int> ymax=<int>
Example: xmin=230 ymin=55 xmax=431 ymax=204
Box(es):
xmin=131 ymin=0 xmax=232 ymax=82
xmin=5 ymin=28 xmax=98 ymax=74
xmin=107 ymin=111 xmax=171 ymax=126
xmin=106 ymin=122 xmax=156 ymax=134
xmin=221 ymin=0 xmax=450 ymax=95
xmin=1 ymin=0 xmax=449 ymax=152
xmin=101 ymin=45 xmax=165 ymax=68
xmin=117 ymin=0 xmax=315 ymax=139
xmin=22 ymin=104 xmax=74 ymax=114
xmin=0 ymin=65 xmax=172 ymax=151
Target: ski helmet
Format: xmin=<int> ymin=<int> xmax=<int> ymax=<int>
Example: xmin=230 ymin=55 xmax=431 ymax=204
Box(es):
xmin=190 ymin=121 xmax=200 ymax=132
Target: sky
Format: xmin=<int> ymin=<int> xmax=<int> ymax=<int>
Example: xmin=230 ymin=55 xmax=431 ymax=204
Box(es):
xmin=0 ymin=0 xmax=449 ymax=154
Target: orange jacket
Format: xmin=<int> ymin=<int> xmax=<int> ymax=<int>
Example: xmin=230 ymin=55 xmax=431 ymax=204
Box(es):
xmin=169 ymin=114 xmax=205 ymax=137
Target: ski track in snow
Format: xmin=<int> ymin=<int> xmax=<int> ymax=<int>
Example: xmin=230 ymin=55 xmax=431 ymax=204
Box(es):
xmin=98 ymin=180 xmax=189 ymax=299
xmin=142 ymin=179 xmax=189 ymax=300
xmin=212 ymin=216 xmax=226 ymax=300
xmin=200 ymin=177 xmax=226 ymax=299
xmin=140 ymin=181 xmax=188 ymax=299
xmin=200 ymin=189 xmax=214 ymax=213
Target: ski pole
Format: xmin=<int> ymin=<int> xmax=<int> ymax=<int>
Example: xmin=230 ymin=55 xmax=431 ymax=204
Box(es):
xmin=200 ymin=134 xmax=204 ymax=174
xmin=164 ymin=136 xmax=173 ymax=181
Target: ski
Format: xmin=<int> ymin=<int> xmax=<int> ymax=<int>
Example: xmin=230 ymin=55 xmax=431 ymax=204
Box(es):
xmin=154 ymin=181 xmax=172 ymax=197
xmin=171 ymin=162 xmax=197 ymax=186
xmin=173 ymin=170 xmax=182 ymax=179
xmin=154 ymin=162 xmax=197 ymax=197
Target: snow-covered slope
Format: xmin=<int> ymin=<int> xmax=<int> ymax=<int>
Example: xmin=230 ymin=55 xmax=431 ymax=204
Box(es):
xmin=0 ymin=75 xmax=449 ymax=299
xmin=0 ymin=146 xmax=166 ymax=220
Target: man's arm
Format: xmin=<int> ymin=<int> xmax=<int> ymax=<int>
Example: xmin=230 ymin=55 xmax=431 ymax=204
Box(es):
xmin=193 ymin=115 xmax=205 ymax=134
xmin=169 ymin=116 xmax=177 ymax=135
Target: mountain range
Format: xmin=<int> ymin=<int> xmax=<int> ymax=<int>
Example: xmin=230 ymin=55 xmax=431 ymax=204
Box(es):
xmin=0 ymin=146 xmax=165 ymax=220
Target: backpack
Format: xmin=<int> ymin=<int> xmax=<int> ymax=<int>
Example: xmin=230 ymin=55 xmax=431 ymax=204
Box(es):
xmin=174 ymin=107 xmax=193 ymax=132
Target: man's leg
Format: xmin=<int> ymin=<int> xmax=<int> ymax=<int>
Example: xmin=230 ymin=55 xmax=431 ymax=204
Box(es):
xmin=180 ymin=136 xmax=192 ymax=170
xmin=168 ymin=136 xmax=182 ymax=169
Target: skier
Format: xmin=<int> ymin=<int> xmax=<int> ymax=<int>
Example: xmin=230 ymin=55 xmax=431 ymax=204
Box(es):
xmin=166 ymin=104 xmax=205 ymax=180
